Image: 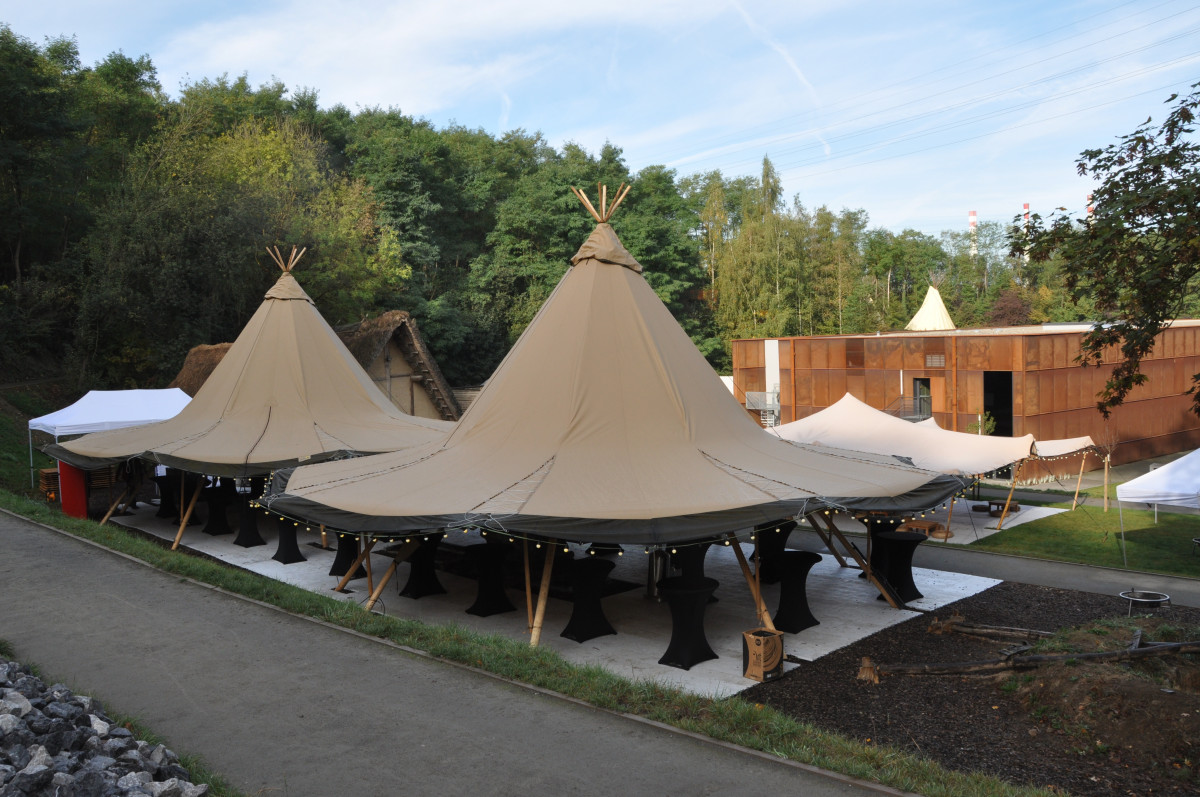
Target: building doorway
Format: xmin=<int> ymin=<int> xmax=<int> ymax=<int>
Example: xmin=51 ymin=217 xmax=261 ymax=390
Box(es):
xmin=912 ymin=378 xmax=932 ymax=419
xmin=983 ymin=371 xmax=1014 ymax=437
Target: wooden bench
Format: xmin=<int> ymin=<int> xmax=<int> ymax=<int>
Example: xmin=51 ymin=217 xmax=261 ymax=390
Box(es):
xmin=897 ymin=519 xmax=952 ymax=540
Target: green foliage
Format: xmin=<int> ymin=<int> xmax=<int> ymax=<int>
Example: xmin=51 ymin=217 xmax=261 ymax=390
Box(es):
xmin=965 ymin=411 xmax=997 ymax=435
xmin=1016 ymin=82 xmax=1200 ymax=417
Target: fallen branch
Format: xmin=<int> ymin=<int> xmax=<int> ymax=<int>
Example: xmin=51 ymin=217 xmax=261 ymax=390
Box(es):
xmin=927 ymin=613 xmax=1053 ymax=641
xmin=860 ymin=640 xmax=1200 ymax=679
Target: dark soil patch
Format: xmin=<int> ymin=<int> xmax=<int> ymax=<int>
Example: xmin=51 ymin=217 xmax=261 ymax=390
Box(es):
xmin=744 ymin=582 xmax=1200 ymax=795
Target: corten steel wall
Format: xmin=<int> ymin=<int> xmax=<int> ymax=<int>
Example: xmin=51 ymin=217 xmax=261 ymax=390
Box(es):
xmin=732 ymin=323 xmax=1200 ymax=470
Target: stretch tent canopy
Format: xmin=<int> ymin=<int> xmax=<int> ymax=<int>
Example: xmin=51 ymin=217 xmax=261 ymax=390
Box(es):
xmin=266 ymin=198 xmax=964 ymax=545
xmin=48 ymin=248 xmax=451 ymax=478
xmin=769 ymin=393 xmax=1035 ymax=476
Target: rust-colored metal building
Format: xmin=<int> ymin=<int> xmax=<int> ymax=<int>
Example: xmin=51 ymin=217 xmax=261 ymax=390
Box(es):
xmin=732 ymin=322 xmax=1200 ymax=467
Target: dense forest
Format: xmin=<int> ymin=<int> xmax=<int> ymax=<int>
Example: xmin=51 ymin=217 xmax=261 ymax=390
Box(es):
xmin=0 ymin=27 xmax=1097 ymax=390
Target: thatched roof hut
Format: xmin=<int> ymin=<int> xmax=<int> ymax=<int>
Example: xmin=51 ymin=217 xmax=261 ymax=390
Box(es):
xmin=335 ymin=311 xmax=461 ymax=421
xmin=169 ymin=311 xmax=460 ymax=422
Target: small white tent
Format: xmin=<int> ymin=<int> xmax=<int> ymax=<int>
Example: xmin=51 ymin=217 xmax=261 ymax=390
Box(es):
xmin=1116 ymin=450 xmax=1200 ymax=509
xmin=28 ymin=388 xmax=192 ymax=485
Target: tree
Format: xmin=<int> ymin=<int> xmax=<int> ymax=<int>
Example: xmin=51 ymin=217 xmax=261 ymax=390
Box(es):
xmin=1016 ymin=82 xmax=1200 ymax=417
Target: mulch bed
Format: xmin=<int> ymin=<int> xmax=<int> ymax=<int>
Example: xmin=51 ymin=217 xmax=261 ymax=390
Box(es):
xmin=744 ymin=581 xmax=1200 ymax=795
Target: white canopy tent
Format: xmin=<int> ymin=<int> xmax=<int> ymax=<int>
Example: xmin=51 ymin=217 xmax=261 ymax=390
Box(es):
xmin=1116 ymin=450 xmax=1200 ymax=508
xmin=1113 ymin=450 xmax=1200 ymax=566
xmin=27 ymin=389 xmax=192 ymax=486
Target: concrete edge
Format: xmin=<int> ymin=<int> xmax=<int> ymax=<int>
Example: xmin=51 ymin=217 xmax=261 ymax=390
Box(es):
xmin=0 ymin=506 xmax=918 ymax=797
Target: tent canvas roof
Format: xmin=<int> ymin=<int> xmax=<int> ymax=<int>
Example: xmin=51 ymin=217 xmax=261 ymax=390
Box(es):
xmin=1116 ymin=449 xmax=1200 ymax=508
xmin=266 ymin=215 xmax=962 ymax=544
xmin=29 ymin=389 xmax=191 ymax=438
xmin=49 ymin=253 xmax=451 ymax=477
xmin=906 ymin=285 xmax=955 ymax=331
xmin=770 ymin=393 xmax=1035 ymax=476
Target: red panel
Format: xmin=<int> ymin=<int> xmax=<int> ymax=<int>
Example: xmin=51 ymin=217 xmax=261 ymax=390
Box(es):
xmin=58 ymin=462 xmax=88 ymax=519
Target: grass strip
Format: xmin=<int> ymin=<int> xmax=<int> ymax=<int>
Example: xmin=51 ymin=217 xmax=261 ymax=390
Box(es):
xmin=1 ymin=490 xmax=1053 ymax=797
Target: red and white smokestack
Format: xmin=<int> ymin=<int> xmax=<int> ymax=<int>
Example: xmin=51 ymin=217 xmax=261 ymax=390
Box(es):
xmin=968 ymin=210 xmax=978 ymax=257
xmin=969 ymin=210 xmax=977 ymax=230
xmin=1023 ymin=203 xmax=1029 ymax=222
xmin=1086 ymin=194 xmax=1094 ymax=216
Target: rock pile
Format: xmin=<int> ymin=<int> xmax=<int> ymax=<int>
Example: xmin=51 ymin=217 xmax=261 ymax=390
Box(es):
xmin=1 ymin=658 xmax=208 ymax=796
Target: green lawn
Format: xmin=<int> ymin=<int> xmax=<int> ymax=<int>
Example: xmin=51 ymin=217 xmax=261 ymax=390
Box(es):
xmin=967 ymin=497 xmax=1200 ymax=578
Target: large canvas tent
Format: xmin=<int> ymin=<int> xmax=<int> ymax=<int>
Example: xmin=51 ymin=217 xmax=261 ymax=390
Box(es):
xmin=769 ymin=393 xmax=1035 ymax=476
xmin=266 ymin=191 xmax=963 ymax=545
xmin=48 ymin=248 xmax=451 ymax=479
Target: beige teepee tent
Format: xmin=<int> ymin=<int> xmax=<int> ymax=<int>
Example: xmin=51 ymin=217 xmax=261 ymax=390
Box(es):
xmin=49 ymin=247 xmax=452 ymax=478
xmin=906 ymin=285 xmax=955 ymax=331
xmin=266 ymin=188 xmax=963 ymax=544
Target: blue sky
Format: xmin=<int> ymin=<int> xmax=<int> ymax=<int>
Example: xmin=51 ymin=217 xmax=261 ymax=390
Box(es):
xmin=6 ymin=1 xmax=1198 ymax=236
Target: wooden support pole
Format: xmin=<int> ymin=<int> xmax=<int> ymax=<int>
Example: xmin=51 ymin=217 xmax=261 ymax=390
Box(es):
xmin=364 ymin=560 xmax=399 ymax=612
xmin=320 ymin=524 xmax=327 ymax=548
xmin=804 ymin=513 xmax=848 ymax=567
xmin=1070 ymin=453 xmax=1088 ymax=511
xmin=363 ymin=534 xmax=375 ymax=594
xmin=363 ymin=540 xmax=418 ymax=611
xmin=996 ymin=461 xmax=1022 ymax=530
xmin=171 ymin=479 xmax=204 ymax=551
xmin=99 ymin=486 xmax=133 ymax=527
xmin=523 ymin=538 xmax=534 ymax=634
xmin=334 ymin=538 xmax=376 ymax=593
xmin=529 ymin=543 xmax=557 ymax=647
xmin=728 ymin=533 xmax=775 ymax=631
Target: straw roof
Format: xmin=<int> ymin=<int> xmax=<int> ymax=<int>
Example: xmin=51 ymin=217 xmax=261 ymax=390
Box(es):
xmin=265 ymin=188 xmax=962 ymax=544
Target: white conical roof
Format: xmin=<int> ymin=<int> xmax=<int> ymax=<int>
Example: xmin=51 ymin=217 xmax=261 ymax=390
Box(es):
xmin=267 ymin=219 xmax=961 ymax=544
xmin=906 ymin=285 xmax=955 ymax=330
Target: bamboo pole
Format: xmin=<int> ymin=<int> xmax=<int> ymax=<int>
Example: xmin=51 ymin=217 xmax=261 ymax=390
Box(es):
xmin=727 ymin=533 xmax=774 ymax=631
xmin=1070 ymin=453 xmax=1088 ymax=511
xmin=529 ymin=543 xmax=557 ymax=647
xmin=99 ymin=486 xmax=133 ymax=527
xmin=996 ymin=460 xmax=1022 ymax=530
xmin=171 ymin=479 xmax=204 ymax=550
xmin=333 ymin=538 xmax=376 ymax=593
xmin=523 ymin=538 xmax=534 ymax=633
xmin=320 ymin=524 xmax=328 ymax=548
xmin=363 ymin=540 xmax=419 ymax=611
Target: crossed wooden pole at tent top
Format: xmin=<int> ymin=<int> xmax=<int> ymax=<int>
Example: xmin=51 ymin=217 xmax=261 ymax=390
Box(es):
xmin=570 ymin=183 xmax=631 ymax=223
xmin=266 ymin=245 xmax=307 ymax=272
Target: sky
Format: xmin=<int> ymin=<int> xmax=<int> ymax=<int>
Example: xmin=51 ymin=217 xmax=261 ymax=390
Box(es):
xmin=5 ymin=0 xmax=1199 ymax=236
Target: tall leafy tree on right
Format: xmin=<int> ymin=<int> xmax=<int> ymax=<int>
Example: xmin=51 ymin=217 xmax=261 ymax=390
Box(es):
xmin=1014 ymin=82 xmax=1200 ymax=417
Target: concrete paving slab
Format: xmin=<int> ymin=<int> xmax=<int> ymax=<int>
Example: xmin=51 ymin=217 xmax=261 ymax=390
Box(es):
xmin=111 ymin=501 xmax=998 ymax=698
